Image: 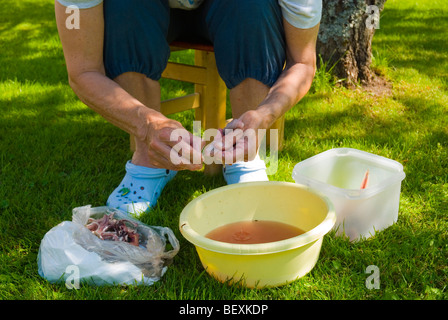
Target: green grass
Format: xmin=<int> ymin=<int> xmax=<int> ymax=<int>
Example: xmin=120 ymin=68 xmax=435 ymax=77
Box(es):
xmin=1 ymin=0 xmax=447 ymax=300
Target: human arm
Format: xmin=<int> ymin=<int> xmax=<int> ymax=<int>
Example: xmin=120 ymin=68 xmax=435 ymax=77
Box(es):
xmin=54 ymin=1 xmax=202 ymax=170
xmin=255 ymin=18 xmax=319 ymax=128
xmin=217 ymin=18 xmax=319 ymax=162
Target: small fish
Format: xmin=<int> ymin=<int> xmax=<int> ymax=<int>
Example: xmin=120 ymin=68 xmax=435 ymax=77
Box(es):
xmin=360 ymin=170 xmax=369 ymax=189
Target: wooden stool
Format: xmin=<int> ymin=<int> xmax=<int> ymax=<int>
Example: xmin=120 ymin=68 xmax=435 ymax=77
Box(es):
xmin=164 ymin=40 xmax=227 ymax=176
xmin=130 ymin=40 xmax=284 ymax=176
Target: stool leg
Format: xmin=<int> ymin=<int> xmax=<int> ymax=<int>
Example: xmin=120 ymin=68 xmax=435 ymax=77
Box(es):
xmin=194 ymin=50 xmax=227 ymax=176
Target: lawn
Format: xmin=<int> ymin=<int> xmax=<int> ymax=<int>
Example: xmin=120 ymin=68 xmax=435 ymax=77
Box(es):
xmin=0 ymin=0 xmax=447 ymax=301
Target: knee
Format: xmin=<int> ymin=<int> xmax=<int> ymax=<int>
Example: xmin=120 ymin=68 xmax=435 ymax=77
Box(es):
xmin=239 ymin=0 xmax=280 ymax=16
xmin=103 ymin=0 xmax=170 ymax=80
xmin=105 ymin=0 xmax=169 ymax=18
xmin=104 ymin=0 xmax=169 ymax=37
xmin=208 ymin=0 xmax=283 ymax=40
xmin=206 ymin=0 xmax=285 ymax=89
xmin=226 ymin=0 xmax=281 ymax=28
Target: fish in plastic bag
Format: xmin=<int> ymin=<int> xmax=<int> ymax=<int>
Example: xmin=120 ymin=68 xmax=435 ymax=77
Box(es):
xmin=37 ymin=205 xmax=180 ymax=286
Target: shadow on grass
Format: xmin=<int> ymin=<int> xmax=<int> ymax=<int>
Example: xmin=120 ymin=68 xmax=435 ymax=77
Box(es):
xmin=0 ymin=1 xmax=66 ymax=85
xmin=374 ymin=7 xmax=448 ymax=85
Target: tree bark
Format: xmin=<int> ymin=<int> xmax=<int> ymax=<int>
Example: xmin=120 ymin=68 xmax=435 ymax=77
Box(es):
xmin=317 ymin=0 xmax=387 ymax=86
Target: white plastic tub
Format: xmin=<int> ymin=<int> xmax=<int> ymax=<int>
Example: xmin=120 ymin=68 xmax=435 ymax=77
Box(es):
xmin=292 ymin=148 xmax=406 ymax=241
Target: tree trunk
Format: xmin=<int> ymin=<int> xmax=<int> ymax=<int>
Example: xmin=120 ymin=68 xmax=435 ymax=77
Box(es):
xmin=317 ymin=0 xmax=387 ymax=86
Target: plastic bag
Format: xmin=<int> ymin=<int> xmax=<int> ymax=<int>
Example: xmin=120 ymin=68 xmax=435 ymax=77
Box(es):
xmin=37 ymin=205 xmax=180 ymax=286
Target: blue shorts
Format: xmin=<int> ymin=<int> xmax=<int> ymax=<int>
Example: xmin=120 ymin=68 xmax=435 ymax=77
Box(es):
xmin=103 ymin=0 xmax=286 ymax=89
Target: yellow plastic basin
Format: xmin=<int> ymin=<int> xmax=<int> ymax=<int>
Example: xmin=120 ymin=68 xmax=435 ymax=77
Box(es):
xmin=179 ymin=181 xmax=336 ymax=288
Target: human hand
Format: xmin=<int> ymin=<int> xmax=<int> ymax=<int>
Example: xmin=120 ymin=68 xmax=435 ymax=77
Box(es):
xmin=206 ymin=109 xmax=271 ymax=164
xmin=143 ymin=113 xmax=204 ymax=171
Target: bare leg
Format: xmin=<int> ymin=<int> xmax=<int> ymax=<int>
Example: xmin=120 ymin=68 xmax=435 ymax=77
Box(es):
xmin=113 ymin=71 xmax=161 ymax=168
xmin=229 ymin=78 xmax=270 ymax=118
xmin=222 ymin=78 xmax=271 ymax=184
xmin=107 ymin=72 xmax=177 ymax=215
